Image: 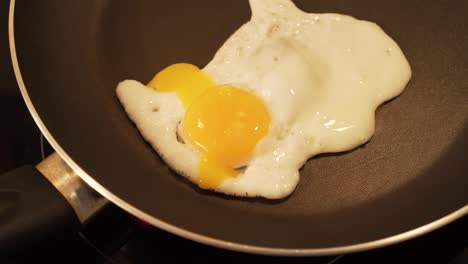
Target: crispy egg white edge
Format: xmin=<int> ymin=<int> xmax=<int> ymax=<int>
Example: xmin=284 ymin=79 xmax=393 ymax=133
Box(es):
xmin=116 ymin=82 xmax=200 ymax=182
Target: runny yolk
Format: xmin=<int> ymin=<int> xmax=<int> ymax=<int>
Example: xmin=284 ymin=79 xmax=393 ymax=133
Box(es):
xmin=183 ymin=86 xmax=270 ymax=189
xmin=147 ymin=63 xmax=215 ymax=108
xmin=147 ymin=63 xmax=270 ymax=189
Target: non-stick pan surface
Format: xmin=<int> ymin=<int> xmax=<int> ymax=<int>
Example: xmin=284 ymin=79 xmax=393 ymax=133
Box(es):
xmin=9 ymin=0 xmax=468 ymax=255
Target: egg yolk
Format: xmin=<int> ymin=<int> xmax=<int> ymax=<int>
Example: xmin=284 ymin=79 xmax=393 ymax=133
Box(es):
xmin=147 ymin=63 xmax=215 ymax=108
xmin=148 ymin=63 xmax=270 ymax=189
xmin=184 ymin=86 xmax=270 ymax=188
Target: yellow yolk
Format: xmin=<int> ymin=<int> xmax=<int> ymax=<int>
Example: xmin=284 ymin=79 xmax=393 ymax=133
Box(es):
xmin=147 ymin=63 xmax=215 ymax=108
xmin=183 ymin=86 xmax=270 ymax=189
xmin=148 ymin=64 xmax=270 ymax=189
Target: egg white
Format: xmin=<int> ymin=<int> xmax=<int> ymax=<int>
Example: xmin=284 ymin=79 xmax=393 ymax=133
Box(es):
xmin=116 ymin=0 xmax=411 ymax=199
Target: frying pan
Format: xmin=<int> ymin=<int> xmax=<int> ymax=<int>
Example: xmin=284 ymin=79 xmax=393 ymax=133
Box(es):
xmin=5 ymin=0 xmax=468 ymax=257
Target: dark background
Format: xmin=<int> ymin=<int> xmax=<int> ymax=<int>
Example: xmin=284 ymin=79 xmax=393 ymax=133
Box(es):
xmin=1 ymin=0 xmax=467 ymax=263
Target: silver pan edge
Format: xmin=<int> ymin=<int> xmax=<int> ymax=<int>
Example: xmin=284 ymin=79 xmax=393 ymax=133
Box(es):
xmin=8 ymin=0 xmax=468 ymax=256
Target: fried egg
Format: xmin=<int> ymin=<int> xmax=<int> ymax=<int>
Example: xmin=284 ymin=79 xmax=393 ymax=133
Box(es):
xmin=116 ymin=0 xmax=411 ymax=199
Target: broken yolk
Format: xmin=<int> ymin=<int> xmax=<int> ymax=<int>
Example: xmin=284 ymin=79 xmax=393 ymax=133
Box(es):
xmin=183 ymin=85 xmax=270 ymax=188
xmin=148 ymin=63 xmax=270 ymax=189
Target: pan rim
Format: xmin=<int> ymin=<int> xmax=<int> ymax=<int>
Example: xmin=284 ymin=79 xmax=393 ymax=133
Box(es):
xmin=8 ymin=0 xmax=468 ymax=256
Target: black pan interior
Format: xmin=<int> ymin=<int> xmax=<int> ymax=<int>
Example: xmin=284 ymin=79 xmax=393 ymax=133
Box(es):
xmin=13 ymin=0 xmax=468 ymax=249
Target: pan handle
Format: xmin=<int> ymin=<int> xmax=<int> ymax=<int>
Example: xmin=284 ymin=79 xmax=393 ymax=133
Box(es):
xmin=0 ymin=153 xmax=107 ymax=258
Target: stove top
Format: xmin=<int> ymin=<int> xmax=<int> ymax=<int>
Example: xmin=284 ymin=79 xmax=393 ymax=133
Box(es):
xmin=1 ymin=1 xmax=466 ymax=263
